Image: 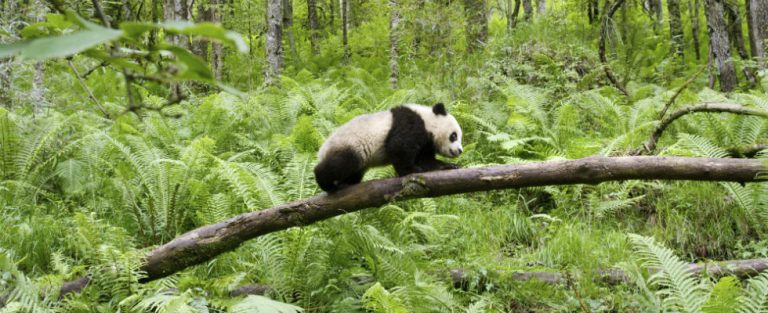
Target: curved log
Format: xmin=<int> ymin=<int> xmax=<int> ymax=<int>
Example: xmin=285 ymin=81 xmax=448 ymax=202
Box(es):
xmin=139 ymin=156 xmax=767 ymax=282
xmin=642 ymin=102 xmax=768 ymax=153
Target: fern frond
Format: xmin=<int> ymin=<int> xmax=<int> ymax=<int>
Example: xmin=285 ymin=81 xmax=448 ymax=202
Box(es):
xmin=628 ymin=234 xmax=709 ymax=312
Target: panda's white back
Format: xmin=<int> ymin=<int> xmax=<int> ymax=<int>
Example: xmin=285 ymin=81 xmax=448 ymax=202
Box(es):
xmin=317 ymin=110 xmax=393 ymax=167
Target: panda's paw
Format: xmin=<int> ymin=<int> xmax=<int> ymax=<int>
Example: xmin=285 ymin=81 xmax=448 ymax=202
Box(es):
xmin=441 ymin=163 xmax=460 ymax=170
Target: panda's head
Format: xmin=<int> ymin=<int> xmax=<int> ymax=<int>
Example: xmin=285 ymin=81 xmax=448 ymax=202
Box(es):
xmin=425 ymin=103 xmax=463 ymax=158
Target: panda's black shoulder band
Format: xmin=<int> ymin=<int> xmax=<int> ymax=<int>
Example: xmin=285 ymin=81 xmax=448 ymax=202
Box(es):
xmin=432 ymin=103 xmax=447 ymax=116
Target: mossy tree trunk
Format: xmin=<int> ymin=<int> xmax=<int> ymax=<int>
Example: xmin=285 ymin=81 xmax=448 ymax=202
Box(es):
xmin=704 ymin=0 xmax=737 ymax=92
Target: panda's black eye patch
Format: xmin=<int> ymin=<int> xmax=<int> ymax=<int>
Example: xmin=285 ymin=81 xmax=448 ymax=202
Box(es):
xmin=449 ymin=132 xmax=457 ymax=142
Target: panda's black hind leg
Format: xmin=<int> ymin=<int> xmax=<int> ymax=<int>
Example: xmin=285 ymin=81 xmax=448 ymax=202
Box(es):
xmin=314 ymin=148 xmax=364 ymax=193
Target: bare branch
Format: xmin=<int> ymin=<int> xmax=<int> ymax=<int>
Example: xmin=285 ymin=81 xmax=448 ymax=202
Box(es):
xmin=67 ymin=60 xmax=110 ymax=118
xmin=642 ymin=102 xmax=768 ymax=153
xmin=598 ymin=0 xmax=629 ymax=96
xmin=658 ymin=66 xmax=706 ymax=120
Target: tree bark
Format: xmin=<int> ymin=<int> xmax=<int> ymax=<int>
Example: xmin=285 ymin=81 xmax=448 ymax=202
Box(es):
xmin=746 ymin=0 xmax=768 ymax=68
xmin=463 ymin=0 xmax=488 ymax=53
xmin=599 ymin=0 xmax=630 ymax=96
xmin=724 ymin=3 xmax=757 ymax=86
xmin=704 ymin=0 xmax=738 ymax=92
xmin=283 ymin=0 xmax=299 ymax=63
xmin=689 ymin=0 xmax=701 ymax=60
xmin=667 ymin=0 xmax=684 ymax=60
xmin=342 ymin=0 xmax=350 ymax=62
xmin=588 ymin=0 xmax=599 ymax=24
xmin=641 ymin=102 xmax=768 ymax=153
xmin=537 ymin=0 xmax=545 ymax=14
xmin=211 ymin=0 xmax=223 ymax=80
xmin=388 ymin=0 xmax=400 ymax=89
xmin=508 ymin=0 xmax=521 ymax=29
xmin=308 ymin=0 xmax=320 ymax=54
xmin=265 ymin=0 xmax=283 ymax=85
xmin=30 ymin=0 xmax=46 ymax=115
xmin=522 ymin=0 xmax=532 ymax=20
xmin=645 ymin=0 xmax=663 ymax=29
xmin=138 ymin=156 xmax=768 ymax=282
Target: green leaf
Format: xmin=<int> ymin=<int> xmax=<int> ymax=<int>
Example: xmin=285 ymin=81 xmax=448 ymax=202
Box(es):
xmin=0 ymin=27 xmax=122 ymax=60
xmin=162 ymin=21 xmax=248 ymax=53
xmin=162 ymin=45 xmax=214 ymax=81
xmin=119 ymin=22 xmax=156 ymax=39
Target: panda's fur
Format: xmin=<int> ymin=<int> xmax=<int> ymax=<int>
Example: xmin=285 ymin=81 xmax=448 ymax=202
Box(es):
xmin=314 ymin=103 xmax=463 ymax=192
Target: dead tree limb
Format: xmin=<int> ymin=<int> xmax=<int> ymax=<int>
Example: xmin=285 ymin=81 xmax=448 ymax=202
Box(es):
xmin=599 ymin=0 xmax=629 ymax=97
xmin=641 ymin=102 xmax=768 ymax=153
xmin=139 ymin=156 xmax=767 ymax=282
xmin=450 ymin=257 xmax=768 ymax=289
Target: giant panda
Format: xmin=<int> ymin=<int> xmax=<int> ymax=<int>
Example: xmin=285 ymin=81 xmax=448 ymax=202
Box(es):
xmin=314 ymin=103 xmax=463 ymax=193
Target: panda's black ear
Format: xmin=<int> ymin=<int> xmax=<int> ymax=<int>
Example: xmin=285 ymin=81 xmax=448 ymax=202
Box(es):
xmin=432 ymin=103 xmax=447 ymax=116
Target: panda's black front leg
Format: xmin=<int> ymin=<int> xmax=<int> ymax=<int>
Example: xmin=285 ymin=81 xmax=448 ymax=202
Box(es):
xmin=416 ymin=146 xmax=459 ymax=171
xmin=391 ymin=150 xmax=424 ymax=176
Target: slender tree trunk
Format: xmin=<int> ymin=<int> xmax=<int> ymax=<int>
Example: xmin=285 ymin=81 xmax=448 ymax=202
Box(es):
xmin=724 ymin=3 xmax=756 ymax=86
xmin=193 ymin=1 xmax=213 ymax=61
xmin=329 ymin=0 xmax=336 ymax=34
xmin=667 ymin=0 xmax=684 ymax=60
xmin=308 ymin=0 xmax=320 ymax=54
xmin=588 ymin=0 xmax=599 ymax=24
xmin=388 ymin=0 xmax=400 ymax=89
xmin=536 ymin=0 xmax=545 ymax=14
xmin=509 ymin=0 xmax=521 ymax=29
xmin=688 ymin=0 xmax=701 ymax=60
xmin=746 ymin=0 xmax=768 ymax=68
xmin=30 ymin=0 xmax=46 ymax=115
xmin=646 ymin=0 xmax=662 ymax=29
xmin=342 ymin=0 xmax=349 ymax=62
xmin=163 ymin=0 xmax=187 ymax=97
xmin=211 ymin=0 xmax=223 ymax=80
xmin=464 ymin=0 xmax=488 ymax=52
xmin=283 ymin=0 xmax=299 ymax=63
xmin=704 ymin=0 xmax=737 ymax=92
xmin=265 ymin=0 xmax=284 ymax=84
xmin=522 ymin=0 xmax=532 ymax=20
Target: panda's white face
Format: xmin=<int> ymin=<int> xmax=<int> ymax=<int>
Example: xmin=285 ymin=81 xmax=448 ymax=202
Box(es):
xmin=431 ymin=114 xmax=463 ymax=158
xmin=406 ymin=103 xmax=464 ymax=159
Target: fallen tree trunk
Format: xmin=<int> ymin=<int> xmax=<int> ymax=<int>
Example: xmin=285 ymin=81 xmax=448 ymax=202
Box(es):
xmin=450 ymin=257 xmax=768 ymax=289
xmin=139 ymin=156 xmax=767 ymax=282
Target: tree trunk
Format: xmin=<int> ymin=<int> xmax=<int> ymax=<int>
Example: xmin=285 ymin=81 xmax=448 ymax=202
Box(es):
xmin=30 ymin=0 xmax=46 ymax=115
xmin=265 ymin=0 xmax=283 ymax=85
xmin=646 ymin=0 xmax=663 ymax=29
xmin=522 ymin=0 xmax=532 ymax=20
xmin=342 ymin=0 xmax=349 ymax=62
xmin=464 ymin=0 xmax=488 ymax=53
xmin=163 ymin=0 xmax=188 ymax=97
xmin=193 ymin=1 xmax=214 ymax=61
xmin=308 ymin=0 xmax=320 ymax=54
xmin=688 ymin=0 xmax=701 ymax=60
xmin=138 ymin=156 xmax=768 ymax=282
xmin=329 ymin=0 xmax=336 ymax=34
xmin=667 ymin=0 xmax=684 ymax=60
xmin=724 ymin=3 xmax=756 ymax=86
xmin=508 ymin=0 xmax=521 ymax=29
xmin=704 ymin=0 xmax=737 ymax=92
xmin=283 ymin=0 xmax=299 ymax=63
xmin=536 ymin=0 xmax=545 ymax=14
xmin=588 ymin=0 xmax=599 ymax=24
xmin=388 ymin=0 xmax=400 ymax=89
xmin=211 ymin=0 xmax=223 ymax=80
xmin=746 ymin=0 xmax=768 ymax=68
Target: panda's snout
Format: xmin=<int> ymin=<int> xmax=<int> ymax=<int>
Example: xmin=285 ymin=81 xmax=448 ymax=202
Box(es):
xmin=450 ymin=148 xmax=463 ymax=157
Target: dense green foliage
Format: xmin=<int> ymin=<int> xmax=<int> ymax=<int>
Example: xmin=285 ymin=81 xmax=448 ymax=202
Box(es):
xmin=1 ymin=0 xmax=768 ymax=312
